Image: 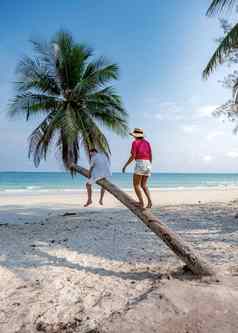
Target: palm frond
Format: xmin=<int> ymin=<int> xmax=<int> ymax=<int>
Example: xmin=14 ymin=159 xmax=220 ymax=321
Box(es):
xmin=203 ymin=22 xmax=238 ymax=78
xmin=53 ymin=31 xmax=93 ymax=90
xmin=79 ymin=113 xmax=111 ymax=156
xmin=8 ymin=93 xmax=61 ymax=120
xmin=206 ymin=0 xmax=236 ymax=16
xmin=53 ymin=31 xmax=74 ymax=90
xmin=69 ymin=45 xmax=93 ymax=84
xmin=212 ymin=100 xmax=238 ymax=133
xmin=28 ymin=112 xmax=59 ymax=166
xmin=16 ymin=56 xmax=60 ymax=95
xmin=30 ymin=39 xmax=56 ymax=70
xmin=57 ymin=131 xmax=80 ymax=170
xmin=86 ymin=87 xmax=128 ymax=135
xmin=82 ymin=57 xmax=119 ymax=90
xmin=60 ymin=104 xmax=79 ymax=144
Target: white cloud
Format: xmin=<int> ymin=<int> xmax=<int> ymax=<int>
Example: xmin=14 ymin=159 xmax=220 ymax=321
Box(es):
xmin=195 ymin=105 xmax=218 ymax=118
xmin=153 ymin=102 xmax=182 ymax=120
xmin=203 ymin=155 xmax=213 ymax=163
xmin=145 ymin=101 xmax=185 ymax=121
xmin=180 ymin=125 xmax=198 ymax=133
xmin=206 ymin=130 xmax=224 ymax=141
xmin=174 ymin=115 xmax=185 ymax=121
xmin=227 ymin=151 xmax=238 ymax=158
xmin=144 ymin=102 xmax=221 ymax=131
xmin=158 ymin=102 xmax=182 ymax=114
xmin=154 ymin=113 xmax=184 ymax=121
xmin=154 ymin=113 xmax=164 ymax=120
xmin=154 ymin=103 xmax=219 ymax=122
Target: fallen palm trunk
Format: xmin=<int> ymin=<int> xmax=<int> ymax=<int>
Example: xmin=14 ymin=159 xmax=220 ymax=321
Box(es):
xmin=73 ymin=165 xmax=215 ymax=277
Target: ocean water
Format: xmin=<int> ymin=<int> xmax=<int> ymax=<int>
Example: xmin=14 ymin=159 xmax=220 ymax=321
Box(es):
xmin=1 ymin=172 xmax=238 ymax=193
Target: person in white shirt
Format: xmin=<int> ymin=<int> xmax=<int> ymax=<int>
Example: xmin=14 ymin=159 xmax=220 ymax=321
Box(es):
xmin=84 ymin=148 xmax=111 ymax=207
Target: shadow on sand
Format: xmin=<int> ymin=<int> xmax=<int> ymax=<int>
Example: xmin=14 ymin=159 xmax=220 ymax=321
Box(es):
xmin=0 ymin=202 xmax=238 ymax=281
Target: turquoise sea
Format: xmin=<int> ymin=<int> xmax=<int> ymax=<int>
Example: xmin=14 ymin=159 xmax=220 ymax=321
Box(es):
xmin=1 ymin=172 xmax=238 ymax=193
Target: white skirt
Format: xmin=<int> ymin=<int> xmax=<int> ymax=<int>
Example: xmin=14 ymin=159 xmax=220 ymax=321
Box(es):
xmin=134 ymin=160 xmax=151 ymax=176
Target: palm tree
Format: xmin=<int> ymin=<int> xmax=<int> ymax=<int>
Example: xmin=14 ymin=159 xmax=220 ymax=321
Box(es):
xmin=9 ymin=30 xmax=214 ymax=277
xmin=9 ymin=31 xmax=128 ymax=170
xmin=203 ymin=0 xmax=238 ymax=78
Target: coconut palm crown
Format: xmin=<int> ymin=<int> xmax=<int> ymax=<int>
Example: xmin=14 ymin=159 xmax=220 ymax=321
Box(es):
xmin=203 ymin=0 xmax=238 ymax=78
xmin=9 ymin=31 xmax=128 ymax=172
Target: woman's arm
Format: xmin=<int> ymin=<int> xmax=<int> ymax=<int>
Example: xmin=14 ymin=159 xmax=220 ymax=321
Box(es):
xmin=122 ymin=154 xmax=134 ymax=173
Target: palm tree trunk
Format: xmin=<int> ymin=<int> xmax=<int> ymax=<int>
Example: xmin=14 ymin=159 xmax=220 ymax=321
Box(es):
xmin=74 ymin=165 xmax=215 ymax=277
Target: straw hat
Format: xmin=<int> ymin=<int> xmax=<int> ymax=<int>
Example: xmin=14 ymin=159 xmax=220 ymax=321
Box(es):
xmin=129 ymin=128 xmax=144 ymax=138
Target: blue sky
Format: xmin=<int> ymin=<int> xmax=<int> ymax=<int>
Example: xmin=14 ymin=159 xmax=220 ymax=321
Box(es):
xmin=1 ymin=0 xmax=238 ymax=172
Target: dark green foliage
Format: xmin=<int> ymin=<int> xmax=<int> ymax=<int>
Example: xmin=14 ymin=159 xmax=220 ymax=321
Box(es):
xmin=204 ymin=1 xmax=238 ymax=78
xmin=207 ymin=0 xmax=237 ymax=16
xmin=206 ymin=19 xmax=238 ymax=132
xmin=9 ymin=31 xmax=128 ymax=172
xmin=203 ymin=23 xmax=238 ymax=78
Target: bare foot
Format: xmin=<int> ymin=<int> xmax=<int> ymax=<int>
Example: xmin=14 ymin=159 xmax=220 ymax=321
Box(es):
xmin=99 ymin=200 xmax=103 ymax=206
xmin=84 ymin=200 xmax=93 ymax=207
xmin=146 ymin=202 xmax=153 ymax=209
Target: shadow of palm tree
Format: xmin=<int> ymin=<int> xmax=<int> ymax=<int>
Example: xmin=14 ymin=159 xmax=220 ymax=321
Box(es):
xmin=0 ymin=202 xmax=237 ymax=282
xmin=0 ymin=205 xmax=169 ymax=282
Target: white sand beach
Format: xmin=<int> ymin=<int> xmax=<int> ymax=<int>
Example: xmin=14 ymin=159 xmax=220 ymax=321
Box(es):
xmin=1 ymin=186 xmax=238 ymax=209
xmin=0 ymin=188 xmax=238 ymax=332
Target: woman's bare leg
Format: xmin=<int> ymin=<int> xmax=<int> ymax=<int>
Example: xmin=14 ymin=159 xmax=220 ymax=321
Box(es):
xmin=84 ymin=182 xmax=93 ymax=207
xmin=133 ymin=174 xmax=144 ymax=208
xmin=141 ymin=176 xmax=152 ymax=208
xmin=99 ymin=187 xmax=105 ymax=205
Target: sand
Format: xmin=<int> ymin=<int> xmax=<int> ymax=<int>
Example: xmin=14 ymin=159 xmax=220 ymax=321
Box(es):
xmin=0 ymin=188 xmax=238 ymax=332
xmin=1 ymin=186 xmax=238 ymax=208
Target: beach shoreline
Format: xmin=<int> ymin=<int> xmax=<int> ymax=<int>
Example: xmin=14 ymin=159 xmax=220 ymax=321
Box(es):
xmin=0 ymin=187 xmax=238 ymax=212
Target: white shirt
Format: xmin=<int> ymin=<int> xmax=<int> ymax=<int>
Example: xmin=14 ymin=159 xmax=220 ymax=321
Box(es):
xmin=90 ymin=153 xmax=111 ymax=181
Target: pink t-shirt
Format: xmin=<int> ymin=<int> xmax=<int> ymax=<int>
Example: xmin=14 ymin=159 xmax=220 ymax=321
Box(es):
xmin=131 ymin=139 xmax=152 ymax=161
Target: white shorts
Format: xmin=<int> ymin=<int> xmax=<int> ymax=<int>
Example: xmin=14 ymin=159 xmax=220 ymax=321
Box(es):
xmin=134 ymin=160 xmax=151 ymax=176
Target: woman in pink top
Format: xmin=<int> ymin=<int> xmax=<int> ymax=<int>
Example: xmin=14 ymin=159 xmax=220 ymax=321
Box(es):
xmin=122 ymin=128 xmax=153 ymax=208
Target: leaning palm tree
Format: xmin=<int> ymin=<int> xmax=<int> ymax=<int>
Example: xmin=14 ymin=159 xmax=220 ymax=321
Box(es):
xmin=9 ymin=30 xmax=215 ymax=276
xmin=203 ymin=0 xmax=238 ymax=78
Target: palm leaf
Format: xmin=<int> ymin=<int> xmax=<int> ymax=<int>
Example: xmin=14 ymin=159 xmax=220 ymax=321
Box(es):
xmin=203 ymin=22 xmax=238 ymax=78
xmin=57 ymin=131 xmax=80 ymax=169
xmin=28 ymin=112 xmax=59 ymax=166
xmin=79 ymin=113 xmax=111 ymax=156
xmin=30 ymin=39 xmax=56 ymax=70
xmin=206 ymin=0 xmax=236 ymax=16
xmin=9 ymin=93 xmax=61 ymax=120
xmin=82 ymin=58 xmax=119 ymax=88
xmin=16 ymin=56 xmax=60 ymax=95
xmin=60 ymin=104 xmax=79 ymax=144
xmin=87 ymin=87 xmax=128 ymax=135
